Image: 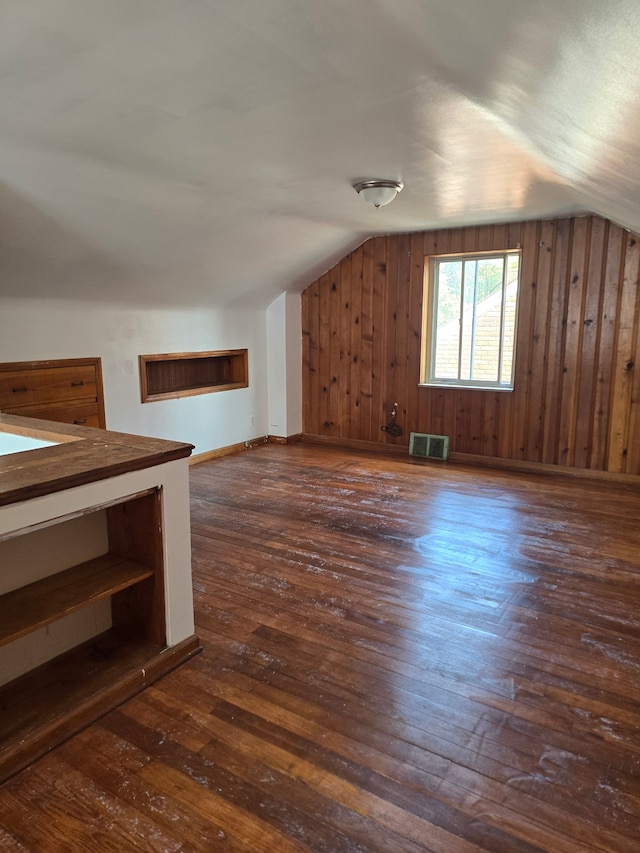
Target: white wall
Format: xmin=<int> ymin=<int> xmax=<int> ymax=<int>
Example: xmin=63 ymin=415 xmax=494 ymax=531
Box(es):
xmin=266 ymin=291 xmax=302 ymax=438
xmin=284 ymin=291 xmax=303 ymax=434
xmin=266 ymin=294 xmax=287 ymax=437
xmin=0 ymin=297 xmax=269 ymax=455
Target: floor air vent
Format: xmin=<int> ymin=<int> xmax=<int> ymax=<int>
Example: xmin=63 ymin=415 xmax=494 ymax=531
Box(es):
xmin=409 ymin=432 xmax=450 ymax=460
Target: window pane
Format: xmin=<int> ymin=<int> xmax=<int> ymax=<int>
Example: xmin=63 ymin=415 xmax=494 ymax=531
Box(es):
xmin=500 ymin=254 xmax=520 ymax=384
xmin=433 ymin=261 xmax=461 ymax=379
xmin=460 ymin=260 xmax=477 ymax=380
xmin=470 ymin=257 xmax=504 ymax=383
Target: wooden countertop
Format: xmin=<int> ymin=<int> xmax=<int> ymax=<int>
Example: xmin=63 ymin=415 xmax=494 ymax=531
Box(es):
xmin=0 ymin=413 xmax=193 ymax=507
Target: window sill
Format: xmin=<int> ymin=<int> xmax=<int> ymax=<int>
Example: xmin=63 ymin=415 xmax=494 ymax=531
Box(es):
xmin=419 ymin=382 xmax=514 ymax=392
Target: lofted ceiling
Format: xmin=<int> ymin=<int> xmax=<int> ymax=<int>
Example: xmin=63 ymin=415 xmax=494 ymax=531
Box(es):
xmin=2 ymin=0 xmax=640 ymax=307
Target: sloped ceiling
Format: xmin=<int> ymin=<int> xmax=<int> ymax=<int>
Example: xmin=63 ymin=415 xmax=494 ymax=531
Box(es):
xmin=2 ymin=0 xmax=639 ymax=306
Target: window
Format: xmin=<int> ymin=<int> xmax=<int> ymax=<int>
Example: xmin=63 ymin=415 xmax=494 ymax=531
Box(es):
xmin=421 ymin=251 xmax=521 ymax=390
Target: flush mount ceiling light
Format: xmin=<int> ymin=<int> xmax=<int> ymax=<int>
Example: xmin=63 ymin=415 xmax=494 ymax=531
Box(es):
xmin=353 ymin=179 xmax=404 ymax=208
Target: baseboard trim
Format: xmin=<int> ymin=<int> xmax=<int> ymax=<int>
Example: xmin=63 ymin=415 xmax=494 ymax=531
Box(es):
xmin=268 ymin=433 xmax=303 ymax=445
xmin=449 ymin=451 xmax=640 ymax=484
xmin=300 ymin=434 xmax=640 ymax=484
xmin=190 ymin=438 xmax=266 ymax=465
xmin=301 ymin=433 xmax=407 ymax=456
xmin=190 ymin=434 xmax=303 ymax=465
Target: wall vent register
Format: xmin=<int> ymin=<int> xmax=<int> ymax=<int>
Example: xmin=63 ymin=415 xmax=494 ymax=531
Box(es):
xmin=409 ymin=432 xmax=450 ymax=460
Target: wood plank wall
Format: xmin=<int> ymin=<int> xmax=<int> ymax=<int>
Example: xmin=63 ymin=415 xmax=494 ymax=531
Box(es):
xmin=301 ymin=215 xmax=640 ymax=473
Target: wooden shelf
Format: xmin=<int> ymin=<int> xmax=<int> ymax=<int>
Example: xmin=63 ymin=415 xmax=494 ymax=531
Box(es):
xmin=0 ymin=554 xmax=154 ymax=649
xmin=0 ymin=630 xmax=201 ymax=784
xmin=140 ymin=349 xmax=248 ymax=402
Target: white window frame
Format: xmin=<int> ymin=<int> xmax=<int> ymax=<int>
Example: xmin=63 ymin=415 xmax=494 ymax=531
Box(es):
xmin=420 ymin=250 xmax=521 ymax=391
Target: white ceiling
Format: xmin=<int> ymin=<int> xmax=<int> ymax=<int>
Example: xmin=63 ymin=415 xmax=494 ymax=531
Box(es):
xmin=2 ymin=0 xmax=640 ymax=307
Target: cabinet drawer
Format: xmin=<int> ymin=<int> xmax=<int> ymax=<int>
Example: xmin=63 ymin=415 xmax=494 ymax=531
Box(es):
xmin=0 ymin=366 xmax=97 ymax=408
xmin=1 ymin=401 xmax=101 ymax=428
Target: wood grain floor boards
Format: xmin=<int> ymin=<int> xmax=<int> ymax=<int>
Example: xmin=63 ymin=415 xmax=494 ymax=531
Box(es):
xmin=201 ymin=641 xmax=638 ymax=796
xmin=1 ymin=443 xmax=640 ymax=851
xmin=123 ymin=693 xmax=437 ymax=853
xmin=60 ymin=727 xmax=245 ymax=853
xmin=197 ymin=564 xmax=637 ymax=708
xmin=181 ymin=639 xmax=640 ymax=847
xmin=0 ymin=824 xmax=29 ymax=852
xmin=191 ymin=580 xmax=639 ymax=773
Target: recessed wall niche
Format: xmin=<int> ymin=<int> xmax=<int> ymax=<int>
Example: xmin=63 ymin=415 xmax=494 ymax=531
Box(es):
xmin=139 ymin=349 xmax=248 ymax=403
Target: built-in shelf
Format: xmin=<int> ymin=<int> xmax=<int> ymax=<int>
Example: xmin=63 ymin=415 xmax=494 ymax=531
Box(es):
xmin=139 ymin=349 xmax=248 ymax=402
xmin=0 ymin=629 xmax=198 ymax=783
xmin=0 ymin=434 xmax=200 ymax=785
xmin=0 ymin=554 xmax=154 ymax=649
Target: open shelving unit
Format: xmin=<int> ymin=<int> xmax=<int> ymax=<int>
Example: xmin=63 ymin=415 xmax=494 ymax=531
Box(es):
xmin=0 ymin=413 xmax=199 ymax=783
xmin=0 ymin=490 xmax=166 ymax=781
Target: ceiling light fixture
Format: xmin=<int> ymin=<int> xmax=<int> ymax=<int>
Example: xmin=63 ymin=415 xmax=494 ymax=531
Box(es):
xmin=353 ymin=179 xmax=404 ymax=208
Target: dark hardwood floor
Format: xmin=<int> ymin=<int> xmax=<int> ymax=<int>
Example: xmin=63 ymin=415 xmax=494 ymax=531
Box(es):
xmin=1 ymin=443 xmax=640 ymax=851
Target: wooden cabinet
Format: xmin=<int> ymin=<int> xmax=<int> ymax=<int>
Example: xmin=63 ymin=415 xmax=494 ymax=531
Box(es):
xmin=0 ymin=358 xmax=106 ymax=428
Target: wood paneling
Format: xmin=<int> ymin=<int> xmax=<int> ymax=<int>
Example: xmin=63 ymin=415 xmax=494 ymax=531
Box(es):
xmin=302 ymin=215 xmax=640 ymax=472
